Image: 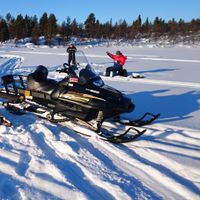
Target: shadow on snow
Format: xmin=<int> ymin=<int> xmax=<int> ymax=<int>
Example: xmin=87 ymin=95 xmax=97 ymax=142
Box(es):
xmin=125 ymin=89 xmax=200 ymax=125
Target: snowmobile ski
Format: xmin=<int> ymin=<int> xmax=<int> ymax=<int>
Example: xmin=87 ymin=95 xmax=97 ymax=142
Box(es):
xmin=100 ymin=127 xmax=146 ymax=143
xmin=114 ymin=113 xmax=160 ymax=127
xmin=69 ymin=117 xmax=147 ymax=143
xmin=73 ymin=126 xmax=146 ymax=144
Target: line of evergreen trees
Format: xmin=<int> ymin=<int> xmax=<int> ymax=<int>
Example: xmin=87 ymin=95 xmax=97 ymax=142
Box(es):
xmin=0 ymin=12 xmax=200 ymax=44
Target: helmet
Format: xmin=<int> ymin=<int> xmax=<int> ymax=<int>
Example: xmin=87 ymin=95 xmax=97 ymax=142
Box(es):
xmin=116 ymin=50 xmax=122 ymax=55
xmin=34 ymin=65 xmax=48 ymax=81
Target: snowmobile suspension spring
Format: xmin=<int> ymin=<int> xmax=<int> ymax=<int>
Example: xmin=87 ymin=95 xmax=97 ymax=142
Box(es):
xmin=97 ymin=111 xmax=103 ymax=123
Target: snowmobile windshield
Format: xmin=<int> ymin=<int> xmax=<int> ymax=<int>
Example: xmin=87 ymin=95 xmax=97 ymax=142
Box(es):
xmin=75 ymin=50 xmax=89 ymax=67
xmin=79 ymin=64 xmax=104 ymax=87
xmin=74 ymin=51 xmax=104 ymax=87
xmin=69 ymin=50 xmax=91 ymax=76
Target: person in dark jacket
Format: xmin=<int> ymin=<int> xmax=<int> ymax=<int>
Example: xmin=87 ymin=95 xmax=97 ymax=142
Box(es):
xmin=66 ymin=43 xmax=77 ymax=66
xmin=106 ymin=51 xmax=127 ymax=76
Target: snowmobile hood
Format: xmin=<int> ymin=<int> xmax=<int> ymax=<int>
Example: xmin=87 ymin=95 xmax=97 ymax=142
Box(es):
xmin=99 ymin=85 xmax=135 ymax=116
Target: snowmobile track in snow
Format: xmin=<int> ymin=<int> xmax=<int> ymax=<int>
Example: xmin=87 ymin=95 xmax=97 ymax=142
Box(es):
xmin=90 ymin=123 xmax=200 ymax=200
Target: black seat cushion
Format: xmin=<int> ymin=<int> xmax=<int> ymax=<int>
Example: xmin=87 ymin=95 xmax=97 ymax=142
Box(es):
xmin=27 ymin=73 xmax=58 ymax=95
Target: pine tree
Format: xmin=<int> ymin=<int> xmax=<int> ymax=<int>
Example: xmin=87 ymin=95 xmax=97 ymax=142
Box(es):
xmin=121 ymin=20 xmax=128 ymax=38
xmin=46 ymin=13 xmax=57 ymax=45
xmin=95 ymin=19 xmax=101 ymax=38
xmin=13 ymin=14 xmax=26 ymax=39
xmin=66 ymin=16 xmax=72 ymax=39
xmin=32 ymin=23 xmax=40 ymax=44
xmin=24 ymin=15 xmax=34 ymax=37
xmin=77 ymin=23 xmax=84 ymax=38
xmin=190 ymin=18 xmax=200 ymax=33
xmin=142 ymin=17 xmax=151 ymax=36
xmin=101 ymin=19 xmax=113 ymax=39
xmin=71 ymin=18 xmax=78 ymax=36
xmin=130 ymin=15 xmax=142 ymax=38
xmin=84 ymin=13 xmax=96 ymax=38
xmin=168 ymin=18 xmax=177 ymax=36
xmin=153 ymin=17 xmax=166 ymax=36
xmin=0 ymin=18 xmax=10 ymax=42
xmin=39 ymin=12 xmax=48 ymax=38
xmin=31 ymin=16 xmax=40 ymax=44
xmin=178 ymin=19 xmax=186 ymax=35
xmin=5 ymin=13 xmax=15 ymax=39
xmin=1 ymin=12 xmax=200 ymax=45
xmin=60 ymin=21 xmax=67 ymax=46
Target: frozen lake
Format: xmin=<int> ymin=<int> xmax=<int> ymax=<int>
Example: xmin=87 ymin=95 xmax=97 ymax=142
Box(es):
xmin=0 ymin=45 xmax=200 ymax=200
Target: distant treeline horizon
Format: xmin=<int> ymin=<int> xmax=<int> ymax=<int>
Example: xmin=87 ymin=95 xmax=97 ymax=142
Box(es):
xmin=0 ymin=12 xmax=200 ymax=45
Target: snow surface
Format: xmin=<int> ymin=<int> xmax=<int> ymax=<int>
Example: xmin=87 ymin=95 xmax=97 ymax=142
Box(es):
xmin=0 ymin=44 xmax=200 ymax=200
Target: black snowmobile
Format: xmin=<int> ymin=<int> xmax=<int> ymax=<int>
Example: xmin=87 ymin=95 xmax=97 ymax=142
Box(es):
xmin=0 ymin=51 xmax=160 ymax=143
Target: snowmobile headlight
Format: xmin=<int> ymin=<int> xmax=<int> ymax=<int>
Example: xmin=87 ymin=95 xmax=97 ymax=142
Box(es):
xmin=93 ymin=79 xmax=104 ymax=87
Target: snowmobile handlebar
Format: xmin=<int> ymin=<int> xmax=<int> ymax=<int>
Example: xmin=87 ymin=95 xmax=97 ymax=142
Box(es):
xmin=56 ymin=63 xmax=70 ymax=73
xmin=56 ymin=68 xmax=68 ymax=73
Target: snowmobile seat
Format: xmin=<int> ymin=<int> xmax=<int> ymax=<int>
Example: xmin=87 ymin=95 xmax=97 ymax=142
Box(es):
xmin=27 ymin=74 xmax=59 ymax=95
xmin=27 ymin=65 xmax=59 ymax=95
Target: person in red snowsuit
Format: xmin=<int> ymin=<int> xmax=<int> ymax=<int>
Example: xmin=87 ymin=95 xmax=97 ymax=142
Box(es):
xmin=106 ymin=51 xmax=127 ymax=76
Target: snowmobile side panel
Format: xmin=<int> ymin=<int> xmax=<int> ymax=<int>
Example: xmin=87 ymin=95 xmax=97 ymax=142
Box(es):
xmin=0 ymin=90 xmax=19 ymax=101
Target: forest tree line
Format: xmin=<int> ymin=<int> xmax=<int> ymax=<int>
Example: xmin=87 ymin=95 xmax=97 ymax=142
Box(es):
xmin=0 ymin=12 xmax=200 ymax=44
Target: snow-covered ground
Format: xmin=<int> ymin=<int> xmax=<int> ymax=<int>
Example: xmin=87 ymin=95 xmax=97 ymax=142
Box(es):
xmin=0 ymin=44 xmax=200 ymax=200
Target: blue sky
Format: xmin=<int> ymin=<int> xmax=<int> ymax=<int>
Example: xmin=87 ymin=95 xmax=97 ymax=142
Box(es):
xmin=0 ymin=0 xmax=199 ymax=24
